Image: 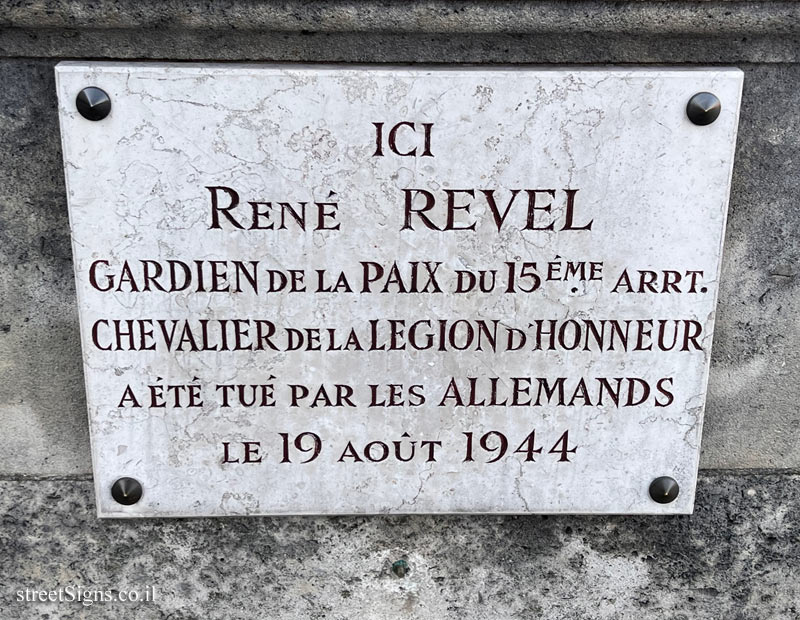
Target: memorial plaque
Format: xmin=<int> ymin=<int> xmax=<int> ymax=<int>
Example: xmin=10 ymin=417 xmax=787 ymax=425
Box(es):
xmin=56 ymin=63 xmax=743 ymax=517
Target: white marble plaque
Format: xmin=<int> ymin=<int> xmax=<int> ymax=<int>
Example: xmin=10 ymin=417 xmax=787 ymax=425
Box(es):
xmin=56 ymin=62 xmax=742 ymax=517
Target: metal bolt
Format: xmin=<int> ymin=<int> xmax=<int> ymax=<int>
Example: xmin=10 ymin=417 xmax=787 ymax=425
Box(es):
xmin=391 ymin=559 xmax=409 ymax=578
xmin=686 ymin=92 xmax=721 ymax=126
xmin=76 ymin=87 xmax=111 ymax=121
xmin=649 ymin=476 xmax=679 ymax=504
xmin=111 ymin=477 xmax=142 ymax=505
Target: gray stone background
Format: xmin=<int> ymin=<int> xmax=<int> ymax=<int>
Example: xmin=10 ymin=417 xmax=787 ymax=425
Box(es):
xmin=0 ymin=1 xmax=797 ymax=618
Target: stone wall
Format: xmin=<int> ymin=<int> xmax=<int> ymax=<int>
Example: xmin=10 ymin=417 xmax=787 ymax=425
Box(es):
xmin=0 ymin=2 xmax=797 ymax=618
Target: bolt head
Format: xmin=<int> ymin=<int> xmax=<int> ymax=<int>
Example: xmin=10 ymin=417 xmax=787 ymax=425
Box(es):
xmin=649 ymin=476 xmax=680 ymax=504
xmin=391 ymin=559 xmax=409 ymax=578
xmin=76 ymin=87 xmax=111 ymax=121
xmin=686 ymin=92 xmax=721 ymax=126
xmin=111 ymin=477 xmax=142 ymax=505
